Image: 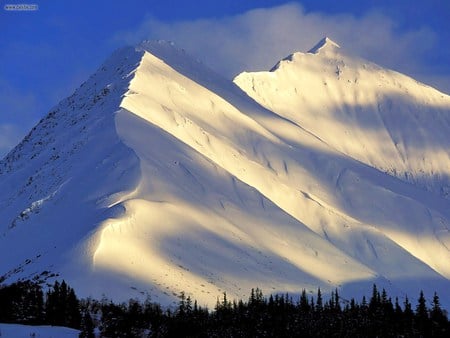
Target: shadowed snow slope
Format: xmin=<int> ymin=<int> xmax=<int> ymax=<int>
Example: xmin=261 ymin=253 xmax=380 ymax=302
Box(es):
xmin=1 ymin=39 xmax=450 ymax=308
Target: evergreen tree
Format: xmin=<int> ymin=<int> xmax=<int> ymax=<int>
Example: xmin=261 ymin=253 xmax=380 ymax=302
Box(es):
xmin=0 ymin=281 xmax=46 ymax=324
xmin=299 ymin=289 xmax=310 ymax=315
xmin=185 ymin=295 xmax=193 ymax=314
xmin=100 ymin=301 xmax=127 ymax=338
xmin=416 ymin=290 xmax=428 ymax=319
xmin=430 ymin=292 xmax=448 ymax=337
xmin=333 ymin=288 xmax=341 ymax=313
xmin=66 ymin=287 xmax=81 ymax=329
xmin=58 ymin=280 xmax=69 ymax=325
xmin=45 ymin=280 xmax=80 ymax=329
xmin=361 ymin=295 xmax=368 ymax=310
xmin=415 ymin=290 xmax=430 ymax=335
xmin=45 ymin=280 xmax=60 ymax=325
xmin=403 ymin=295 xmax=415 ymax=335
xmin=78 ymin=310 xmax=95 ymax=338
xmin=316 ymin=288 xmax=323 ymax=313
xmin=126 ymin=299 xmax=144 ymax=337
xmin=369 ymin=284 xmax=380 ymax=314
xmin=393 ymin=297 xmax=404 ymax=333
xmin=430 ymin=292 xmax=446 ymax=323
xmin=177 ymin=291 xmax=186 ymax=318
xmin=144 ymin=299 xmax=165 ymax=337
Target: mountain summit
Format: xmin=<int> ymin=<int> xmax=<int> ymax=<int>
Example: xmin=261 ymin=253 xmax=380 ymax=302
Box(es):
xmin=1 ymin=39 xmax=450 ymax=308
xmin=308 ymin=36 xmax=341 ymax=53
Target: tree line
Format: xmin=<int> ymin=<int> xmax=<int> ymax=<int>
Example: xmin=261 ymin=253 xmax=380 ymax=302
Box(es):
xmin=0 ymin=280 xmax=449 ymax=337
xmin=0 ymin=279 xmax=80 ymax=328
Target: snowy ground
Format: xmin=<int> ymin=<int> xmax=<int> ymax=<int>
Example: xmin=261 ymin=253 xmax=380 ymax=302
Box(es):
xmin=0 ymin=323 xmax=79 ymax=338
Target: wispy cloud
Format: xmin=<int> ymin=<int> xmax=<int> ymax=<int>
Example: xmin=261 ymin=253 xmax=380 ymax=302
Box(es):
xmin=0 ymin=81 xmax=39 ymax=158
xmin=114 ymin=2 xmax=448 ymax=94
xmin=0 ymin=124 xmax=25 ymax=158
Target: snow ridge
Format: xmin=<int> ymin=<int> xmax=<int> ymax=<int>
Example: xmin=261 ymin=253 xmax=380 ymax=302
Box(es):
xmin=308 ymin=36 xmax=341 ymax=53
xmin=235 ymin=38 xmax=450 ymax=199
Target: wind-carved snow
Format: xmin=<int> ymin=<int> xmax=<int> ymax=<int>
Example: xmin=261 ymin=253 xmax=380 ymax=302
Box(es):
xmin=1 ymin=38 xmax=450 ymax=309
xmin=234 ymin=37 xmax=450 ymax=199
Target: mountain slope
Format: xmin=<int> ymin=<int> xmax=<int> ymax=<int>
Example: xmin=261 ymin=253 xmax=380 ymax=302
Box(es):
xmin=235 ymin=37 xmax=450 ymax=198
xmin=1 ymin=39 xmax=450 ymax=308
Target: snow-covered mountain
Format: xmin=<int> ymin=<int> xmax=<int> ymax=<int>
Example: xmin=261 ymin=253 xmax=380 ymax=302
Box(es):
xmin=235 ymin=37 xmax=450 ymax=198
xmin=1 ymin=38 xmax=450 ymax=309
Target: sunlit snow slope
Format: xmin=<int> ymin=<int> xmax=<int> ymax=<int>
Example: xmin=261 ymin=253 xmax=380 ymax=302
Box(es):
xmin=1 ymin=39 xmax=450 ymax=308
xmin=235 ymin=37 xmax=450 ymax=198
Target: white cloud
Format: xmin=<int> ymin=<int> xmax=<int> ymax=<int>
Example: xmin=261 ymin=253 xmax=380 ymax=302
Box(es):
xmin=113 ymin=2 xmax=448 ymax=93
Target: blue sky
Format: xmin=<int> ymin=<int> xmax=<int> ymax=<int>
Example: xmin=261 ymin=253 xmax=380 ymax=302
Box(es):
xmin=1 ymin=0 xmax=449 ymax=157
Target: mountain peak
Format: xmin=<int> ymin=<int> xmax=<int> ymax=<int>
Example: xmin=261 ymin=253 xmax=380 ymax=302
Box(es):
xmin=136 ymin=39 xmax=188 ymax=62
xmin=137 ymin=39 xmax=178 ymax=52
xmin=269 ymin=37 xmax=341 ymax=72
xmin=308 ymin=37 xmax=340 ymax=54
xmin=133 ymin=39 xmax=210 ymax=80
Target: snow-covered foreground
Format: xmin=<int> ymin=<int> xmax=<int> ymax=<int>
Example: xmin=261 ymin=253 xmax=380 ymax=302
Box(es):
xmin=1 ymin=38 xmax=450 ymax=309
xmin=0 ymin=323 xmax=79 ymax=338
